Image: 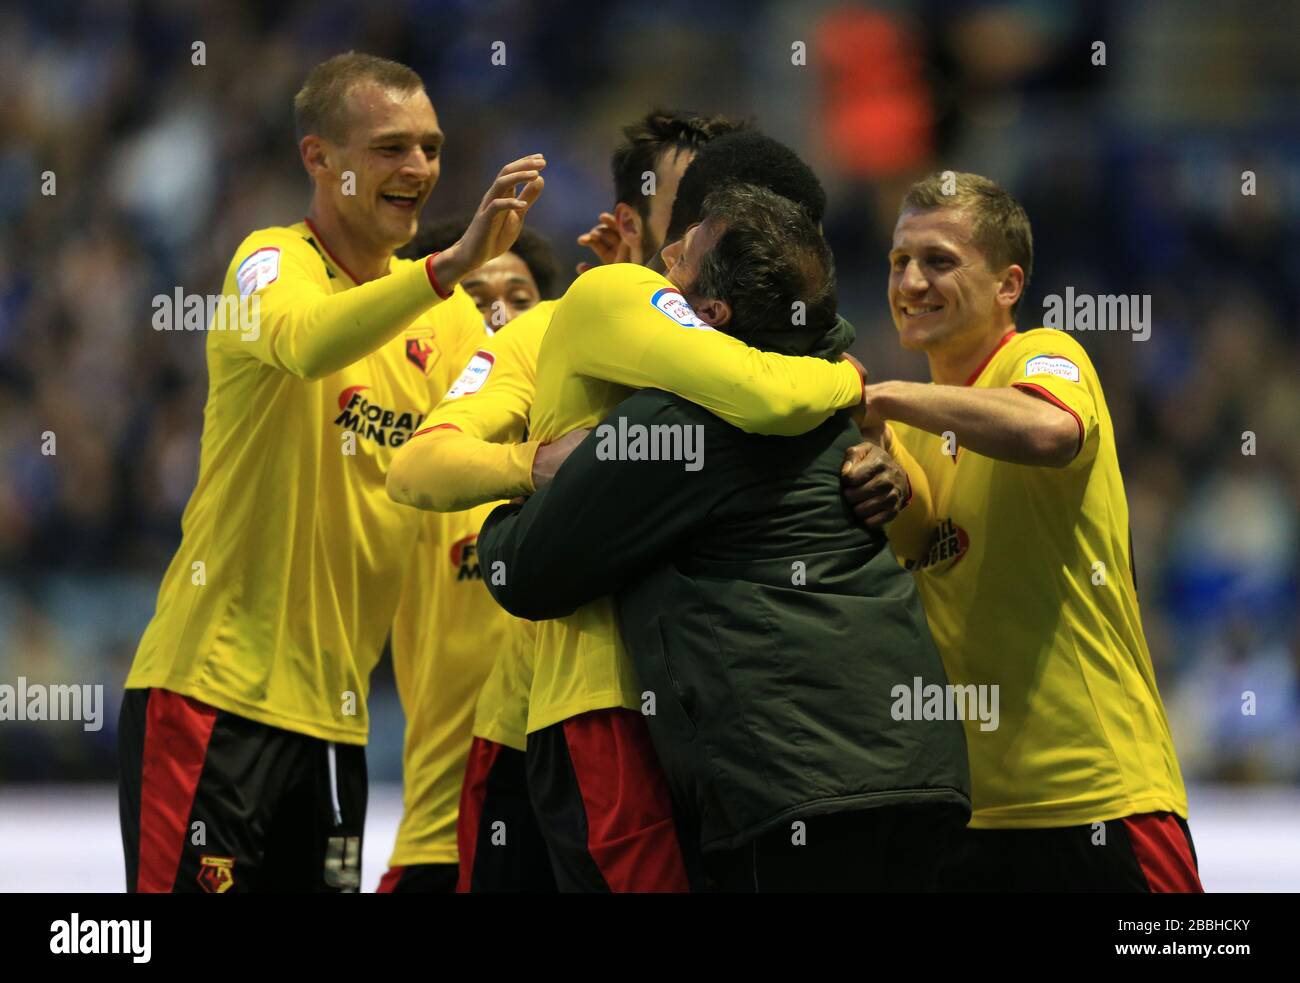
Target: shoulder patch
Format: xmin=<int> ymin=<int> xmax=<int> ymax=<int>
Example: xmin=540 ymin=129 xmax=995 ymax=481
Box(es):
xmin=445 ymin=350 xmax=495 ymax=399
xmin=650 ymin=287 xmax=712 ymax=330
xmin=1024 ymin=354 xmax=1080 ymax=383
xmin=236 ymin=247 xmax=281 ymax=296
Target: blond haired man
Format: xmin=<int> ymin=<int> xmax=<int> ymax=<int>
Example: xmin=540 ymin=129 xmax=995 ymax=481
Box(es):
xmin=118 ymin=52 xmax=544 ymax=893
xmin=843 ymin=172 xmax=1202 ymax=892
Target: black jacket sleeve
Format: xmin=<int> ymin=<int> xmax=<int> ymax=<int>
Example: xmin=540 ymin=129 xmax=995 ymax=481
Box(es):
xmin=478 ymin=390 xmax=717 ymax=621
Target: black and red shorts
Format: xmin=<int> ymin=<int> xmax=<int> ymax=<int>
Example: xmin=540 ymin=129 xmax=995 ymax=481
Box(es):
xmin=118 ymin=687 xmax=367 ymax=893
xmin=376 ymin=863 xmax=458 ymax=893
xmin=940 ymin=811 xmax=1204 ymax=892
xmin=525 ymin=707 xmax=691 ymax=893
xmin=456 ymin=737 xmax=556 ymax=893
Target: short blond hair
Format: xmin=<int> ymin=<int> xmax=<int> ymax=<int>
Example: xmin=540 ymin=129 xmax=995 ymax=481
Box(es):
xmin=901 ymin=171 xmax=1033 ymax=315
xmin=293 ymin=52 xmax=424 ymax=144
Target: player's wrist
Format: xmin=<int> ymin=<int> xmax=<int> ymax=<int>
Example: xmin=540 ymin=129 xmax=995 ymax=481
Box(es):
xmin=428 ymin=248 xmax=466 ymax=298
xmin=864 ymin=380 xmax=903 ymax=422
xmin=839 ymin=353 xmax=868 ymax=406
xmin=522 ymin=439 xmax=544 ymax=492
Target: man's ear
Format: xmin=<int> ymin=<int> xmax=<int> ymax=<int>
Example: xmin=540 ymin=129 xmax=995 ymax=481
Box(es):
xmin=613 ymin=202 xmax=644 ymax=258
xmin=997 ymin=264 xmax=1025 ymax=310
xmin=692 ymin=297 xmax=731 ymax=328
xmin=300 ymin=135 xmax=331 ymax=180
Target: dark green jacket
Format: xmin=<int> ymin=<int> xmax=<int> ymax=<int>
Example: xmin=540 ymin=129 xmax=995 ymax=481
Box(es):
xmin=479 ymin=325 xmax=971 ymax=851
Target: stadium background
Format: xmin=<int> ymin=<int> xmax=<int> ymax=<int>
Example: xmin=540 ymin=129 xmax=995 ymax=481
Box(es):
xmin=0 ymin=0 xmax=1296 ymax=890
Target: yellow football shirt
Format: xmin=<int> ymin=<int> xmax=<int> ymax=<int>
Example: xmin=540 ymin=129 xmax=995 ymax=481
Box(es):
xmin=384 ymin=303 xmax=556 ymax=868
xmin=524 ymin=263 xmax=864 ymax=734
xmin=402 ymin=265 xmax=862 ymax=742
xmin=893 ymin=328 xmax=1188 ymax=828
xmin=412 ymin=301 xmax=557 ymax=752
xmin=403 ymin=301 xmax=556 ymax=511
xmin=388 ymin=501 xmax=520 ymax=865
xmin=126 ymin=221 xmax=485 ymax=744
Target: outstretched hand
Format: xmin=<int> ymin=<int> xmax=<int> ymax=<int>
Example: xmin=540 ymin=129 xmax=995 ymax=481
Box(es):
xmin=437 ymin=154 xmax=546 ymax=286
xmin=575 ymin=212 xmax=630 ymax=274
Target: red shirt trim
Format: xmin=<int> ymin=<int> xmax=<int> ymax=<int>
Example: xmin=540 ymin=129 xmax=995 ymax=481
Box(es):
xmin=303 ymin=217 xmax=363 ymax=286
xmin=964 ymin=330 xmax=1018 ymax=387
xmin=410 ymin=423 xmax=461 ymax=440
xmin=1012 ymin=381 xmax=1084 ymax=459
xmin=425 ymin=252 xmax=454 ymax=300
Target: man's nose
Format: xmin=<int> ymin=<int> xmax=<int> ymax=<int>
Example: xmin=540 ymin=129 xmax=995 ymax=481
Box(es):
xmin=899 ymin=260 xmax=928 ymax=295
xmin=402 ymin=149 xmax=434 ymax=180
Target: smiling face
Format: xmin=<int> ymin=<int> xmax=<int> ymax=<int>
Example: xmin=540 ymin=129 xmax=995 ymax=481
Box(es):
xmin=312 ymin=82 xmax=443 ymax=254
xmin=888 ymin=206 xmax=1021 ymax=354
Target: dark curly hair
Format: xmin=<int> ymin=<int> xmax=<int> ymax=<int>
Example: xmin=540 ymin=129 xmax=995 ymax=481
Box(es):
xmin=667 ymin=130 xmax=828 ymax=244
xmin=610 ymin=108 xmax=749 ymax=219
xmin=693 ymin=183 xmax=837 ymax=344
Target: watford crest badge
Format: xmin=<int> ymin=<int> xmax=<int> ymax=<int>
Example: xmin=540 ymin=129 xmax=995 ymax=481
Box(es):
xmin=406 ymin=336 xmax=436 ymax=373
xmin=196 ymin=855 xmax=236 ymax=893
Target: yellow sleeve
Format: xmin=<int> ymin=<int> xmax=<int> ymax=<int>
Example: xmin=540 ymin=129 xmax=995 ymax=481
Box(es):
xmin=216 ymin=228 xmax=449 ymax=381
xmin=882 ymin=426 xmax=936 ymax=566
xmin=552 ymin=265 xmax=862 ymax=436
xmin=428 ymin=302 xmax=552 ymax=438
xmin=388 ymin=428 xmax=539 ymax=513
xmin=386 ymin=303 xmax=554 ymax=512
xmin=1005 ymin=332 xmax=1101 ymax=469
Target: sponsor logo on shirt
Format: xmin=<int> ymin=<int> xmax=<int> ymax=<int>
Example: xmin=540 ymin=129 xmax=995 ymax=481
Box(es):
xmin=334 ymin=385 xmax=424 ymax=447
xmin=908 ymin=517 xmax=970 ymax=572
xmin=235 ymin=247 xmax=281 ymax=297
xmin=650 ymin=287 xmax=712 ymax=329
xmin=444 ymin=350 xmax=495 ymax=399
xmin=450 ymin=534 xmax=481 ymax=581
xmin=1024 ymin=354 xmax=1081 ymax=383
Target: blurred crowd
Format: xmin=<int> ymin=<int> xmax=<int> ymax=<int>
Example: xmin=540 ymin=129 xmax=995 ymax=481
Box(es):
xmin=1 ymin=0 xmax=1296 ymax=783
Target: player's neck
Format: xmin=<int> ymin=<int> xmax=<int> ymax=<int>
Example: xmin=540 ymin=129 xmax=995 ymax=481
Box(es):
xmin=926 ymin=323 xmax=1016 ymax=386
xmin=304 ymin=207 xmax=392 ymax=284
